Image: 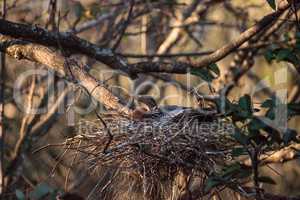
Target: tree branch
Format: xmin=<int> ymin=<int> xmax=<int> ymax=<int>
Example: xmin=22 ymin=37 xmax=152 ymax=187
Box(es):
xmin=243 ymin=143 xmax=300 ymax=166
xmin=0 ymin=35 xmax=132 ymax=116
xmin=0 ymin=1 xmax=292 ymax=76
xmin=131 ymin=0 xmax=291 ymax=73
xmin=192 ymin=0 xmax=290 ymax=69
xmin=0 ymin=19 xmax=136 ymax=77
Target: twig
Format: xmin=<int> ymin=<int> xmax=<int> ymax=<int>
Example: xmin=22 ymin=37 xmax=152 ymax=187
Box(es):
xmin=95 ymin=111 xmax=113 ymax=153
xmin=6 ymin=75 xmax=36 ymax=188
xmin=192 ymin=1 xmax=291 ymax=69
xmin=45 ymin=0 xmax=57 ymax=31
xmin=70 ymin=13 xmax=114 ymax=34
xmin=29 ymin=87 xmax=72 ymax=136
xmin=243 ymin=143 xmax=300 ymax=166
xmin=112 ymin=0 xmax=135 ymax=51
xmin=13 ymin=75 xmax=36 ymax=159
xmin=64 ymin=140 xmax=81 ymax=192
xmin=119 ymin=39 xmax=295 ymax=58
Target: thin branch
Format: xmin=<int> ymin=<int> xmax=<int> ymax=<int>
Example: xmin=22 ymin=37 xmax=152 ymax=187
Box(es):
xmin=243 ymin=143 xmax=300 ymax=166
xmin=112 ymin=0 xmax=135 ymax=51
xmin=70 ymin=13 xmax=114 ymax=34
xmin=12 ymin=75 xmax=36 ymax=160
xmin=191 ymin=1 xmax=291 ymax=69
xmin=130 ymin=1 xmax=291 ymax=73
xmin=119 ymin=39 xmax=296 ymax=58
xmin=29 ymin=86 xmax=72 ymax=136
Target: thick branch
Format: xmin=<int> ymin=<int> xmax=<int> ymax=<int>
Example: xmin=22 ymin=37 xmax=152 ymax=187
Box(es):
xmin=0 ymin=19 xmax=136 ymax=77
xmin=0 ymin=35 xmax=132 ymax=116
xmin=0 ymin=1 xmax=292 ymax=76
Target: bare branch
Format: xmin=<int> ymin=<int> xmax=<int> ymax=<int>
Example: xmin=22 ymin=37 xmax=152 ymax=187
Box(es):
xmin=0 ymin=35 xmax=132 ymax=116
xmin=0 ymin=1 xmax=291 ymax=77
xmin=191 ymin=0 xmax=291 ymax=69
xmin=0 ymin=19 xmax=136 ymax=77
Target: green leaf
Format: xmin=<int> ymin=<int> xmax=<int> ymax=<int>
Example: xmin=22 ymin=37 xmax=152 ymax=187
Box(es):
xmin=266 ymin=0 xmax=276 ymax=10
xmin=15 ymin=189 xmax=26 ymax=200
xmin=258 ymin=176 xmax=276 ymax=185
xmin=208 ymin=63 xmax=220 ymax=76
xmin=283 ymin=129 xmax=298 ymax=145
xmin=276 ymin=49 xmax=292 ymax=61
xmin=231 ymin=147 xmax=247 ymax=157
xmin=73 ymin=2 xmax=85 ymax=19
xmin=239 ymin=95 xmax=252 ymax=111
xmin=237 ymin=168 xmax=252 ymax=179
xmin=233 ymin=129 xmax=248 ymax=145
xmin=215 ymin=97 xmax=233 ymax=115
xmin=191 ymin=68 xmax=215 ymax=82
xmin=264 ymin=49 xmax=275 ymax=62
xmin=261 ymin=99 xmax=274 ymax=108
xmin=265 ymin=47 xmax=299 ymax=65
xmin=222 ymin=163 xmax=241 ymax=177
xmin=29 ymin=183 xmax=52 ymax=200
xmin=266 ymin=107 xmax=275 ymax=120
xmin=288 ymin=103 xmax=300 ymax=117
xmin=204 ymin=177 xmax=222 ymax=192
xmin=248 ymin=118 xmax=266 ymax=131
xmin=237 ymin=95 xmax=252 ymax=118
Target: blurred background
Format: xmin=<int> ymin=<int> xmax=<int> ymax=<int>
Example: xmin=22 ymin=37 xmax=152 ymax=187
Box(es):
xmin=1 ymin=0 xmax=300 ymax=199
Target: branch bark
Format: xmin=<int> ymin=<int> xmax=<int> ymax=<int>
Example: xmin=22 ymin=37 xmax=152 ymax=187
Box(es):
xmin=243 ymin=143 xmax=300 ymax=166
xmin=0 ymin=35 xmax=132 ymax=116
xmin=192 ymin=0 xmax=290 ymax=69
xmin=0 ymin=19 xmax=136 ymax=77
xmin=0 ymin=1 xmax=292 ymax=76
xmin=134 ymin=0 xmax=291 ymax=73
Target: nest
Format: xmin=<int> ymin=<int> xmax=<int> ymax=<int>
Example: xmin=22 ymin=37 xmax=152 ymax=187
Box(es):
xmin=71 ymin=107 xmax=236 ymax=175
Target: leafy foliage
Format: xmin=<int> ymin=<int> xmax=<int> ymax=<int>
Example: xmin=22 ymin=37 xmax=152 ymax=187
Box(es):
xmin=205 ymin=93 xmax=299 ymax=192
xmin=264 ymin=32 xmax=300 ymax=70
xmin=191 ymin=63 xmax=220 ymax=82
xmin=16 ymin=183 xmax=60 ymax=200
xmin=266 ymin=0 xmax=276 ymax=10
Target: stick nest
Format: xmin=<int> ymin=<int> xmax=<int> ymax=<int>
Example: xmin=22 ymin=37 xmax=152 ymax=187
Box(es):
xmin=71 ymin=108 xmax=236 ymax=175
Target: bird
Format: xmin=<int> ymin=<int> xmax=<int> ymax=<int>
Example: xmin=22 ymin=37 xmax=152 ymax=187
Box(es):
xmin=136 ymin=95 xmax=158 ymax=110
xmin=131 ymin=106 xmax=149 ymax=120
xmin=130 ymin=95 xmax=157 ymax=120
xmin=130 ymin=95 xmax=217 ymax=122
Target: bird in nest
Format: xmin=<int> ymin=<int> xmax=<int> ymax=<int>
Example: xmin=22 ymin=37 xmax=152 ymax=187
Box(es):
xmin=131 ymin=95 xmax=217 ymax=123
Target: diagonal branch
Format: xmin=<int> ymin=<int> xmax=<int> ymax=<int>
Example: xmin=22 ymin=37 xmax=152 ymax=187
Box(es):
xmin=192 ymin=0 xmax=290 ymax=69
xmin=133 ymin=0 xmax=291 ymax=72
xmin=0 ymin=0 xmax=292 ymax=76
xmin=0 ymin=19 xmax=136 ymax=77
xmin=129 ymin=0 xmax=292 ymax=74
xmin=0 ymin=35 xmax=132 ymax=116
